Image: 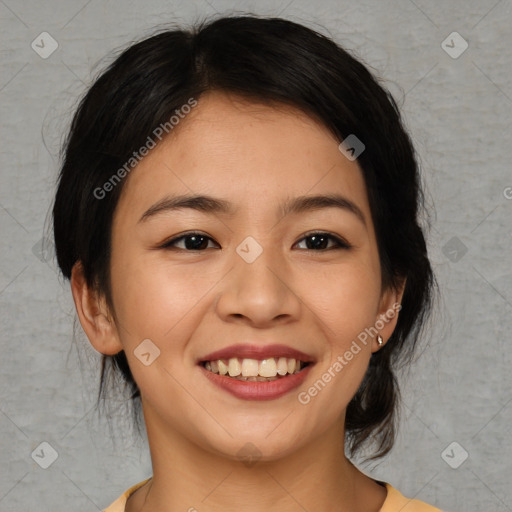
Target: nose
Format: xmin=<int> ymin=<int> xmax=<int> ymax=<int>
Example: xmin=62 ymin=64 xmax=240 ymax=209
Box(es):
xmin=215 ymin=240 xmax=302 ymax=328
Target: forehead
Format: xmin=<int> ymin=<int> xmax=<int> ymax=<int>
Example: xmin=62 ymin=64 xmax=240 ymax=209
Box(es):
xmin=114 ymin=91 xmax=370 ymax=224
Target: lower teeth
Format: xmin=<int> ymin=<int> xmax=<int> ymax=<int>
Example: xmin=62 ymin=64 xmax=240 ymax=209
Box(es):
xmin=204 ymin=367 xmax=306 ymax=381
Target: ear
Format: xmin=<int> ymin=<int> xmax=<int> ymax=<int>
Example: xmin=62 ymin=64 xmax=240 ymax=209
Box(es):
xmin=70 ymin=261 xmax=123 ymax=355
xmin=371 ymin=277 xmax=406 ymax=353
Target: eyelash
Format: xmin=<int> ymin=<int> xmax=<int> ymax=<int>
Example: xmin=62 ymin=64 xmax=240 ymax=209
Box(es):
xmin=160 ymin=231 xmax=352 ymax=251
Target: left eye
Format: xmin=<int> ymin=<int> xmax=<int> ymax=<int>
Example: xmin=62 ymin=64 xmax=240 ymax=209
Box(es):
xmin=294 ymin=232 xmax=351 ymax=251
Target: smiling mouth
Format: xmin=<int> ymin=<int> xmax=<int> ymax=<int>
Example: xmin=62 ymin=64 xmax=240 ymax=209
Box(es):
xmin=201 ymin=357 xmax=311 ymax=381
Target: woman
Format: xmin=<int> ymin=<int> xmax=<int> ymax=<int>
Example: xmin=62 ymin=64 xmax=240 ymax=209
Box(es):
xmin=52 ymin=14 xmax=441 ymax=511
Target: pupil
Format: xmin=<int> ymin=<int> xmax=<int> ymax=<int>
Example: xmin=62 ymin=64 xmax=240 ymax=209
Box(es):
xmin=308 ymin=235 xmax=326 ymax=249
xmin=186 ymin=235 xmax=207 ymax=250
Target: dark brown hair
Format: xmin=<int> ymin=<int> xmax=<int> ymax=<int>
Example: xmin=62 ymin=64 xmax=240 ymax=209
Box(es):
xmin=52 ymin=14 xmax=435 ymax=460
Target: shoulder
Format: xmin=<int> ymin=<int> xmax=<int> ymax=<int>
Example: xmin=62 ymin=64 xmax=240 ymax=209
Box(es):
xmin=103 ymin=477 xmax=152 ymax=512
xmin=380 ymin=482 xmax=443 ymax=511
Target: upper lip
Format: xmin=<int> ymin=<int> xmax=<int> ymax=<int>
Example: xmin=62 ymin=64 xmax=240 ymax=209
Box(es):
xmin=198 ymin=344 xmax=316 ymax=363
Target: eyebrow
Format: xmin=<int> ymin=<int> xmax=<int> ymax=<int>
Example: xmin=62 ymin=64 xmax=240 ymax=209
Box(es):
xmin=138 ymin=193 xmax=366 ymax=226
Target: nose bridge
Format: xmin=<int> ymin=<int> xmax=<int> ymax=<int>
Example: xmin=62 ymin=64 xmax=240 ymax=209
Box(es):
xmin=234 ymin=233 xmax=286 ymax=295
xmin=247 ymin=238 xmax=281 ymax=275
xmin=215 ymin=233 xmax=300 ymax=325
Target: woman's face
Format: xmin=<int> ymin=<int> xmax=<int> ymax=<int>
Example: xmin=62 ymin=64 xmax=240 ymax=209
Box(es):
xmin=98 ymin=92 xmax=400 ymax=461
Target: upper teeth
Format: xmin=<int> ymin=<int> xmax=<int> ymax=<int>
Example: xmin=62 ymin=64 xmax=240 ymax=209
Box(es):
xmin=204 ymin=357 xmax=305 ymax=378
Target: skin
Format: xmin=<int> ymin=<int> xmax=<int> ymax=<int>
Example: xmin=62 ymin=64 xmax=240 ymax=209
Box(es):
xmin=71 ymin=91 xmax=405 ymax=512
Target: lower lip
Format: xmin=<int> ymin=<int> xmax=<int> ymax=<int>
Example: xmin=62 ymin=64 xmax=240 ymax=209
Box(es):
xmin=199 ymin=364 xmax=313 ymax=401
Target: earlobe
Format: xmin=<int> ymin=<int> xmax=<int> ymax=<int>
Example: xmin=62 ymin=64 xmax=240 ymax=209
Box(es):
xmin=372 ymin=278 xmax=406 ymax=352
xmin=70 ymin=261 xmax=123 ymax=356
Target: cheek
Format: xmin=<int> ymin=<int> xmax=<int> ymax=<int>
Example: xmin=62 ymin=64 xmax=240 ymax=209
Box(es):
xmin=294 ymin=257 xmax=380 ymax=406
xmin=107 ymin=252 xmax=225 ymax=392
xmin=297 ymin=265 xmax=376 ymax=422
xmin=108 ymin=254 xmax=211 ymax=400
xmin=109 ymin=248 xmax=214 ymax=341
xmin=298 ymin=258 xmax=381 ymax=341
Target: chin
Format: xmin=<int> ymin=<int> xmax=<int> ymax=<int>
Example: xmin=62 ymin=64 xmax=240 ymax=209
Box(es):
xmin=202 ymin=429 xmax=307 ymax=465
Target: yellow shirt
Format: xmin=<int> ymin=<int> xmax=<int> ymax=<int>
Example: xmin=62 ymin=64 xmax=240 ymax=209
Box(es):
xmin=103 ymin=477 xmax=442 ymax=511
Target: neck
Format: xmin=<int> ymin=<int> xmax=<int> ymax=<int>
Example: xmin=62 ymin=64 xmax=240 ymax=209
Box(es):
xmin=125 ymin=401 xmax=387 ymax=512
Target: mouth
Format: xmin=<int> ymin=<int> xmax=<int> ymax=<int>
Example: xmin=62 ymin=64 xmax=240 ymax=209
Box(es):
xmin=196 ymin=344 xmax=316 ymax=400
xmin=200 ymin=357 xmax=311 ymax=381
xmin=196 ymin=344 xmax=315 ymax=401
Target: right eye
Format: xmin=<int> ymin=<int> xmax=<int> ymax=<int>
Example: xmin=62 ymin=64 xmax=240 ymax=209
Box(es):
xmin=160 ymin=232 xmax=220 ymax=251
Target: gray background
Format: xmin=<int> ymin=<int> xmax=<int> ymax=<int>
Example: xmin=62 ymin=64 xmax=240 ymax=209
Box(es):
xmin=1 ymin=0 xmax=511 ymax=510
